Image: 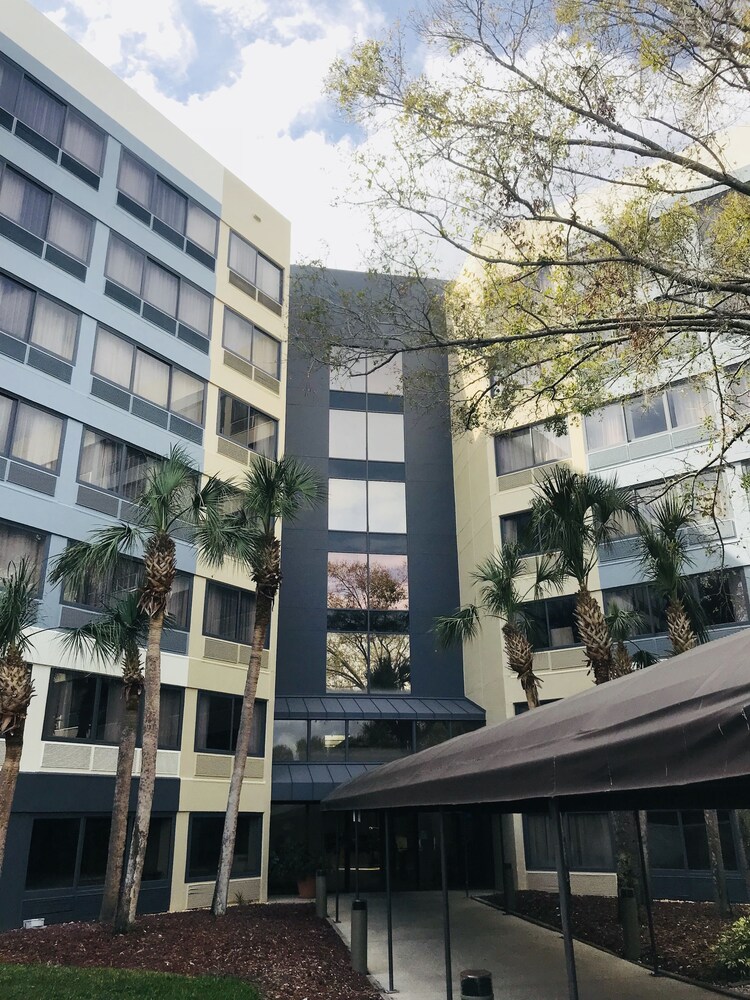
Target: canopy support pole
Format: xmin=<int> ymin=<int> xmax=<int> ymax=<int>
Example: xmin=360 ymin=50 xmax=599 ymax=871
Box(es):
xmin=634 ymin=810 xmax=659 ymax=976
xmin=354 ymin=810 xmax=360 ymax=900
xmin=550 ymin=799 xmax=579 ymax=1000
xmin=335 ymin=813 xmax=341 ymax=923
xmin=462 ymin=813 xmax=470 ymax=898
xmin=439 ymin=809 xmax=453 ymax=1000
xmin=384 ymin=810 xmax=395 ymax=992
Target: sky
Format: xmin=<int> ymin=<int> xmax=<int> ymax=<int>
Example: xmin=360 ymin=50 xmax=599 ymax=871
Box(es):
xmin=30 ymin=0 xmax=421 ymax=270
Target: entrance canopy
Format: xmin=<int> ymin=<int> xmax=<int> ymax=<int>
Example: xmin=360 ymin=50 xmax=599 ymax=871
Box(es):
xmin=323 ymin=629 xmax=750 ymax=814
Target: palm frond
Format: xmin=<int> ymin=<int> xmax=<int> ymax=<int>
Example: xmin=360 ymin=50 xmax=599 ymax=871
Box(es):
xmin=196 ymin=515 xmax=264 ymax=572
xmin=49 ymin=524 xmax=141 ymax=596
xmin=240 ymin=456 xmax=325 ymax=528
xmin=605 ymin=601 xmax=644 ymax=642
xmin=632 ymin=649 xmax=659 ymax=669
xmin=638 ymin=494 xmax=695 ymax=598
xmin=472 ymin=545 xmax=523 ymax=620
xmin=434 ymin=605 xmax=481 ymax=647
xmin=134 ymin=446 xmax=199 ymax=532
xmin=0 ymin=560 xmax=40 ymax=658
xmin=58 ymin=592 xmax=149 ymax=665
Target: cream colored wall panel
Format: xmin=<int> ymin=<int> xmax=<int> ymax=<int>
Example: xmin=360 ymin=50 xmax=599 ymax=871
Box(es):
xmin=178 ymin=780 xmax=268 ymax=813
xmin=185 ymin=877 xmax=260 ymax=910
xmin=41 ymin=742 xmax=91 ymax=770
xmin=525 ymin=871 xmax=616 ymax=897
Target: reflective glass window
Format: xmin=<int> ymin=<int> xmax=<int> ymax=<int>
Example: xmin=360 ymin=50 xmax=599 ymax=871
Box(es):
xmin=328 ymin=479 xmax=367 ymax=531
xmin=326 ymin=632 xmax=368 ymax=691
xmin=369 ymin=634 xmax=411 ymax=692
xmin=25 ymin=818 xmax=79 ymax=889
xmin=624 ymin=395 xmax=668 ymax=440
xmin=329 ymin=410 xmax=366 ymax=460
xmin=368 ymin=481 xmax=406 ymax=533
xmin=347 ymin=719 xmax=413 ymax=762
xmin=368 ymin=554 xmax=408 ymax=609
xmin=272 ymin=720 xmax=308 ymax=761
xmin=367 ymin=412 xmax=404 ymax=462
xmin=309 ymin=720 xmax=346 ymax=761
xmin=187 ymin=813 xmax=262 ymax=880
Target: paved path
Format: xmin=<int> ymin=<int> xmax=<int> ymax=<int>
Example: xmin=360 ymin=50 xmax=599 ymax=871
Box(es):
xmin=333 ymin=891 xmax=718 ymax=1000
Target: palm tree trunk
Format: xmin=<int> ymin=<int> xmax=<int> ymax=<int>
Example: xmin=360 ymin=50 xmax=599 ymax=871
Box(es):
xmin=705 ymin=808 xmax=732 ymax=918
xmin=574 ymin=585 xmax=612 ymax=685
xmin=115 ymin=611 xmax=164 ymax=932
xmin=502 ymin=623 xmax=541 ymax=711
xmin=100 ymin=685 xmax=140 ymax=923
xmin=0 ymin=731 xmax=23 ymax=878
xmin=212 ymin=592 xmax=271 ymax=917
xmin=665 ymin=597 xmax=697 ymax=655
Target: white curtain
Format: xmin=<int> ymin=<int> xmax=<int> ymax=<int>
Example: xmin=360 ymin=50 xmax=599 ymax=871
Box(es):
xmin=78 ymin=430 xmax=120 ymax=491
xmin=0 ymin=56 xmax=21 ymax=114
xmin=248 ymin=409 xmax=278 ymax=459
xmin=142 ymin=260 xmax=178 ymax=316
xmin=93 ymin=328 xmax=133 ymax=387
xmin=252 ymin=327 xmax=280 ymax=377
xmin=61 ymin=111 xmax=104 ymax=173
xmin=0 ymin=524 xmax=44 ymax=581
xmin=0 ymin=394 xmax=12 ymax=451
xmin=584 ymin=405 xmax=626 ymax=450
xmin=0 ymin=274 xmax=33 ymax=340
xmin=31 ymin=296 xmax=77 ymax=360
xmin=16 ymin=78 xmax=64 ymax=143
xmin=117 ymin=149 xmax=152 ymax=208
xmin=177 ymin=281 xmax=211 ymax=335
xmin=11 ymin=403 xmax=63 ymax=470
xmin=105 ymin=236 xmax=143 ymax=294
xmin=223 ymin=308 xmax=252 ymax=359
xmin=47 ymin=200 xmax=93 ymax=262
xmin=256 ymin=254 xmax=282 ymax=301
xmin=496 ymin=428 xmax=533 ymax=473
xmin=186 ymin=203 xmax=217 ymax=253
xmin=532 ymin=424 xmax=570 ymax=464
xmin=668 ymin=385 xmax=708 ymax=428
xmin=170 ymin=369 xmax=204 ymax=424
xmin=228 ymin=232 xmax=257 ymax=282
xmin=133 ymin=349 xmax=170 ymax=407
xmin=0 ymin=168 xmax=51 ymax=237
xmin=152 ymin=177 xmax=186 ymax=232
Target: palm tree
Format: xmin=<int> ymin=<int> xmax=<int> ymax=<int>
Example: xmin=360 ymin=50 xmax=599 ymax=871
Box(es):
xmin=58 ymin=594 xmax=149 ymax=923
xmin=531 ymin=466 xmax=640 ymax=685
xmin=604 ymin=603 xmax=646 ymax=679
xmin=49 ymin=447 xmax=231 ymax=931
xmin=435 ymin=543 xmax=562 ymax=709
xmin=0 ymin=561 xmax=39 ymax=878
xmin=206 ymin=456 xmax=324 ymax=917
xmin=638 ymin=493 xmax=730 ymax=916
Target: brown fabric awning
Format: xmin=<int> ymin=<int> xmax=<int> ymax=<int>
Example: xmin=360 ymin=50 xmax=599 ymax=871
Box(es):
xmin=323 ymin=628 xmax=750 ymax=813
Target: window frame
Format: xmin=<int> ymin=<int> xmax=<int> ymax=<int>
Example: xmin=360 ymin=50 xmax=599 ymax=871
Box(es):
xmin=185 ymin=811 xmax=263 ymax=883
xmin=494 ymin=421 xmax=570 ymax=476
xmin=0 ymin=391 xmax=65 ymax=474
xmin=0 ymin=518 xmax=50 ymax=596
xmin=76 ymin=427 xmax=160 ymax=502
xmin=221 ymin=305 xmax=281 ymax=379
xmin=0 ymin=270 xmax=81 ymax=362
xmin=216 ymin=391 xmax=279 ymax=460
xmin=585 ymin=382 xmax=712 ymax=453
xmin=194 ymin=692 xmax=267 ymax=757
xmin=522 ymin=594 xmax=581 ymax=651
xmin=91 ymin=327 xmax=206 ymax=425
xmin=227 ymin=230 xmax=284 ymax=304
xmin=202 ymin=580 xmax=257 ymax=645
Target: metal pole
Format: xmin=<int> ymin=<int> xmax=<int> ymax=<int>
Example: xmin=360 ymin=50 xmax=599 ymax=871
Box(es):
xmin=384 ymin=810 xmax=395 ymax=992
xmin=439 ymin=809 xmax=453 ymax=1000
xmin=354 ymin=810 xmax=360 ymax=900
xmin=550 ymin=799 xmax=579 ymax=1000
xmin=462 ymin=813 xmax=470 ymax=898
xmin=335 ymin=813 xmax=341 ymax=923
xmin=634 ymin=810 xmax=659 ymax=976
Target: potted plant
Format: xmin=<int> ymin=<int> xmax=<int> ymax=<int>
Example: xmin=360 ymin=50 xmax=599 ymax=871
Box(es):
xmin=270 ymin=846 xmax=325 ymax=898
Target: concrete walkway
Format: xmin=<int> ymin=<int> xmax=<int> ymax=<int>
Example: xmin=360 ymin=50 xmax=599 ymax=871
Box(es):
xmin=333 ymin=891 xmax=718 ymax=1000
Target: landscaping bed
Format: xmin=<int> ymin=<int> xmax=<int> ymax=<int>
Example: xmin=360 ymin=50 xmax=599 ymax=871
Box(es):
xmin=482 ymin=890 xmax=750 ymax=985
xmin=0 ymin=903 xmax=378 ymax=1000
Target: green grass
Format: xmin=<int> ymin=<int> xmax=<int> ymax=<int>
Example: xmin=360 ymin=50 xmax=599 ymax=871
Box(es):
xmin=0 ymin=964 xmax=262 ymax=999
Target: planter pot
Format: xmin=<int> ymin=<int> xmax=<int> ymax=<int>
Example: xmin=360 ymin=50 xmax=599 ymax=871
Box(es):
xmin=297 ymin=875 xmax=316 ymax=899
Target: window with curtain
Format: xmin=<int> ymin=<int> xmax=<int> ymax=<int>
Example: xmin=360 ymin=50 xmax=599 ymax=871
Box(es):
xmin=222 ymin=308 xmax=280 ymax=377
xmin=16 ymin=77 xmax=65 ymax=144
xmin=177 ymin=281 xmax=211 ymax=336
xmin=228 ymin=231 xmax=283 ymax=303
xmin=584 ymin=404 xmax=627 ymax=451
xmin=92 ymin=327 xmax=206 ymax=425
xmin=0 ymin=57 xmax=21 ymax=113
xmin=0 ymin=521 xmax=47 ymax=590
xmin=143 ymin=260 xmax=179 ymax=316
xmin=495 ymin=422 xmax=570 ymax=474
xmin=0 ymin=166 xmax=51 ymax=237
xmin=499 ymin=510 xmax=539 ymax=555
xmin=524 ymin=813 xmax=614 ymax=870
xmin=116 ymin=148 xmax=218 ymax=254
xmin=217 ymin=392 xmax=278 ymax=458
xmin=667 ymin=384 xmax=710 ymax=428
xmin=203 ymin=581 xmax=255 ymax=644
xmin=0 ymin=273 xmax=78 ymax=362
xmin=624 ymin=394 xmax=668 ymax=439
xmin=0 ymin=273 xmax=33 ymax=340
xmin=78 ymin=429 xmax=157 ymax=500
xmin=4 ymin=398 xmax=63 ymax=471
xmin=46 ymin=199 xmax=93 ymax=263
xmin=105 ymin=235 xmax=144 ymax=294
xmin=195 ymin=693 xmax=266 ymax=755
xmin=61 ymin=111 xmax=105 ymax=173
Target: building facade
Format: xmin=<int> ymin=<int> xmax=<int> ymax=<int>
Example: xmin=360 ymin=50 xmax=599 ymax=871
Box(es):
xmin=0 ymin=0 xmax=289 ymax=929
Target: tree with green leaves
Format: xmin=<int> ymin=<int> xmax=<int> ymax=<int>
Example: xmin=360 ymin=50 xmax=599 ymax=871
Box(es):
xmin=531 ymin=466 xmax=640 ymax=685
xmin=50 ymin=447 xmax=231 ymax=931
xmin=317 ymin=0 xmax=750 ymax=469
xmin=435 ymin=542 xmax=562 ymax=708
xmin=59 ymin=594 xmax=149 ymax=924
xmin=208 ymin=456 xmax=324 ymax=917
xmin=0 ymin=561 xmax=39 ymax=879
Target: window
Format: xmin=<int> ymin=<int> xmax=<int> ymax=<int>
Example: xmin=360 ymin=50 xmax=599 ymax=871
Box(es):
xmin=0 ymin=392 xmax=64 ymax=472
xmin=347 ymin=719 xmax=413 ymax=762
xmin=203 ymin=581 xmax=255 ymax=644
xmin=272 ymin=719 xmax=309 ymax=761
xmin=308 ymin=720 xmax=347 ymax=762
xmin=0 ymin=164 xmax=93 ymax=262
xmin=217 ymin=392 xmax=278 ymax=459
xmin=327 ymin=553 xmax=408 ymax=611
xmin=105 ymin=234 xmax=212 ymax=338
xmin=78 ymin=429 xmax=160 ymax=500
xmin=0 ymin=54 xmax=105 ymax=178
xmin=92 ymin=328 xmax=205 ymax=424
xmin=499 ymin=510 xmax=541 ymax=556
xmin=195 ymin=693 xmax=266 ymax=756
xmin=585 ymin=383 xmax=711 ymax=452
xmin=187 ymin=813 xmax=262 ymax=881
xmin=228 ymin=231 xmax=283 ymax=303
xmin=0 ymin=273 xmax=78 ymax=360
xmin=117 ymin=149 xmax=218 ymax=255
xmin=326 ymin=632 xmax=411 ymax=693
xmin=0 ymin=521 xmax=48 ymax=590
xmin=329 ymin=410 xmax=405 ymax=463
xmin=25 ymin=815 xmax=171 ymax=891
xmin=61 ymin=553 xmax=192 ymax=632
xmin=328 ymin=480 xmax=407 ymax=533
xmin=648 ymin=810 xmax=737 ymax=872
xmin=495 ymin=422 xmax=570 ymax=475
xmin=523 ymin=595 xmax=581 ymax=649
xmin=524 ymin=812 xmax=614 ymax=871
xmin=43 ymin=670 xmax=183 ymax=748
xmin=222 ymin=308 xmax=281 ymax=378
xmin=330 ymin=353 xmax=403 ymax=396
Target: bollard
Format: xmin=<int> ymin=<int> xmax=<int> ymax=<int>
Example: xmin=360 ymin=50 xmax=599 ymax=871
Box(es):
xmin=460 ymin=968 xmax=493 ymax=999
xmin=502 ymin=862 xmax=516 ymax=911
xmin=620 ymin=888 xmax=641 ymax=962
xmin=351 ymin=898 xmax=368 ymax=974
xmin=315 ymin=870 xmax=327 ymax=919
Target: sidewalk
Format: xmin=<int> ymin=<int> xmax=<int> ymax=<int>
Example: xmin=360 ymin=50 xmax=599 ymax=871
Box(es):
xmin=333 ymin=891 xmax=719 ymax=1000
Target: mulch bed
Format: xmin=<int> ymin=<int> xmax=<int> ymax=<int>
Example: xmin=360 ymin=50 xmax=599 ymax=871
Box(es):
xmin=482 ymin=890 xmax=750 ymax=986
xmin=0 ymin=903 xmax=379 ymax=1000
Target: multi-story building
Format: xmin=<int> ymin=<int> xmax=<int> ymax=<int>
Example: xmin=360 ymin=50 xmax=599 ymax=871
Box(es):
xmin=0 ymin=0 xmax=289 ymax=929
xmin=271 ymin=268 xmax=489 ymax=892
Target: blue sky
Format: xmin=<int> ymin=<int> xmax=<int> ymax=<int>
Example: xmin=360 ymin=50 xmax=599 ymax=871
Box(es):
xmin=31 ymin=0 xmax=421 ymax=268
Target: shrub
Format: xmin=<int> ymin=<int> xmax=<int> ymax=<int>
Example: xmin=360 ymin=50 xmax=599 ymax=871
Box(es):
xmin=713 ymin=917 xmax=750 ymax=979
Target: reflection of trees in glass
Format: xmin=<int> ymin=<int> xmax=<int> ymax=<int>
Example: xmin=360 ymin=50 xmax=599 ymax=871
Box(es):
xmin=348 ymin=719 xmax=412 ymax=760
xmin=326 ymin=632 xmax=369 ymax=690
xmin=369 ymin=634 xmax=410 ymax=691
xmin=328 ymin=554 xmax=408 ymax=610
xmin=326 ymin=632 xmax=410 ymax=692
